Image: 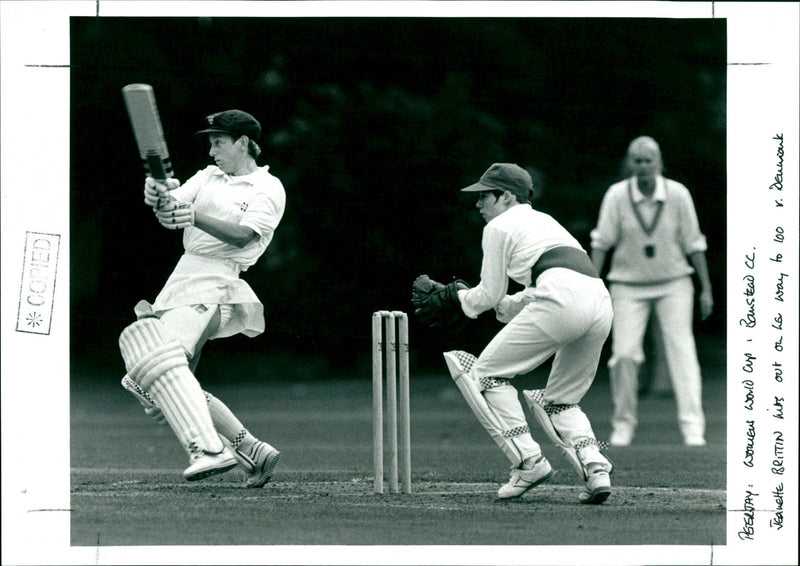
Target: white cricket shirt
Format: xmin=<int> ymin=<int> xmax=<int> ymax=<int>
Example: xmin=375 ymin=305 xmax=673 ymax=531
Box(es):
xmin=172 ymin=165 xmax=286 ymax=270
xmin=590 ymin=175 xmax=707 ymax=284
xmin=458 ymin=203 xmax=584 ymax=319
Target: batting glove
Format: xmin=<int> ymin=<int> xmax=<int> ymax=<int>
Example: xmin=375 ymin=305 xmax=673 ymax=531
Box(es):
xmin=155 ymin=200 xmax=195 ymax=230
xmin=144 ymin=177 xmax=180 ymax=209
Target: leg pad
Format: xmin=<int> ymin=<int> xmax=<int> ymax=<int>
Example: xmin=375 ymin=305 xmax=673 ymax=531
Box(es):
xmin=523 ymin=389 xmax=612 ymax=480
xmin=444 ymin=351 xmax=536 ymax=467
xmin=120 ymin=318 xmax=188 ymax=390
xmin=119 ymin=318 xmax=223 ymax=454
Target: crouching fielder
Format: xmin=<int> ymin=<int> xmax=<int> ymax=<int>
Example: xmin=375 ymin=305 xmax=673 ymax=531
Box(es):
xmin=119 ymin=110 xmax=283 ymax=486
xmin=413 ymin=163 xmax=613 ymax=504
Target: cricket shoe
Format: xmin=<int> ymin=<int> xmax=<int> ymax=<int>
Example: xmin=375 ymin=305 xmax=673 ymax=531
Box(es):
xmin=497 ymin=456 xmax=555 ymax=499
xmin=578 ymin=463 xmax=611 ymax=504
xmin=235 ymin=441 xmax=282 ymax=488
xmin=183 ymin=443 xmax=238 ymax=482
xmin=609 ymin=427 xmax=633 ymax=446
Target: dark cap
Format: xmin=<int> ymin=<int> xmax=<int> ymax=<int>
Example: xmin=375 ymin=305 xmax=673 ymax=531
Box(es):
xmin=461 ymin=163 xmax=533 ymax=202
xmin=196 ymin=110 xmax=261 ymax=140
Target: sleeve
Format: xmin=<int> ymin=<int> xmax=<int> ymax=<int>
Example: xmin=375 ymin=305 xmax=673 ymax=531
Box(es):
xmin=590 ymin=187 xmax=620 ymax=252
xmin=676 ymin=184 xmax=708 ymax=254
xmin=458 ymin=225 xmax=511 ymax=319
xmin=239 ymin=183 xmax=286 ymax=239
xmin=170 ymin=168 xmax=207 ymax=204
xmin=494 ymin=290 xmax=532 ymax=324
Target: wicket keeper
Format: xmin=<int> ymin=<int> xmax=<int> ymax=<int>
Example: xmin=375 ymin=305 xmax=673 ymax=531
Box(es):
xmin=118 ymin=110 xmax=284 ymax=486
xmin=413 ymin=163 xmax=614 ymax=504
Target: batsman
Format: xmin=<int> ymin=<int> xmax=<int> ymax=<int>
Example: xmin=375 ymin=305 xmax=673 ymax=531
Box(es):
xmin=118 ymin=109 xmax=284 ymax=486
xmin=413 ymin=163 xmax=614 ymax=504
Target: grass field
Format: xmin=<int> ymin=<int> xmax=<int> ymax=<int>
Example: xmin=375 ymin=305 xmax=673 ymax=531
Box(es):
xmin=69 ymin=343 xmax=727 ymax=558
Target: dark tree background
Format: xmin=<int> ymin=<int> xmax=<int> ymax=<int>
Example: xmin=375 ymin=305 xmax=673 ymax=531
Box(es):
xmin=70 ymin=17 xmax=726 ymax=380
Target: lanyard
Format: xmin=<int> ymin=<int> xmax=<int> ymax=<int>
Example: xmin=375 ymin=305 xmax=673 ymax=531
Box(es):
xmin=628 ymin=179 xmax=664 ymax=236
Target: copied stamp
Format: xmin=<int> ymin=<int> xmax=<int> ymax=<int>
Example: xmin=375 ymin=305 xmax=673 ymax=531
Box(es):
xmin=16 ymin=231 xmax=61 ymax=335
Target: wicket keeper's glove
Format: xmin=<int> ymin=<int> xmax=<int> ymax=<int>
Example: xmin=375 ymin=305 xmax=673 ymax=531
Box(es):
xmin=411 ymin=274 xmax=470 ymax=331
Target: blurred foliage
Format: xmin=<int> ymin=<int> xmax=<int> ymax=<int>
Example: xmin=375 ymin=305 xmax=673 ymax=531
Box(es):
xmin=70 ymin=17 xmax=726 ymax=373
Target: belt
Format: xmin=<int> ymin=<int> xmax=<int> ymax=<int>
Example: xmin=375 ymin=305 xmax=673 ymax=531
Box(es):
xmin=531 ymin=246 xmax=599 ymax=284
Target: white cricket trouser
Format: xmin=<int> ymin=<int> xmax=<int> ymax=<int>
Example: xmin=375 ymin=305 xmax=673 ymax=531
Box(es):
xmin=607 ymin=276 xmax=705 ymax=441
xmin=475 ymin=269 xmax=613 ymax=404
xmin=157 ymin=303 xmax=234 ymax=363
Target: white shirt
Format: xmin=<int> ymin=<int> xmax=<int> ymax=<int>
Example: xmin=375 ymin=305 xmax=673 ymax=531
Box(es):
xmin=172 ymin=165 xmax=286 ymax=270
xmin=590 ymin=175 xmax=707 ymax=284
xmin=142 ymin=164 xmax=286 ymax=338
xmin=458 ymin=204 xmax=584 ymax=319
xmin=629 ymin=176 xmax=667 ymax=225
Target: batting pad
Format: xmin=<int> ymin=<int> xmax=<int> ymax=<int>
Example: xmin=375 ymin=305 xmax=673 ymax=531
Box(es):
xmin=121 ymin=375 xmax=253 ymax=468
xmin=119 ymin=318 xmax=223 ymax=454
xmin=444 ymin=351 xmax=537 ymax=467
xmin=122 ymin=374 xmax=157 ymax=408
xmin=523 ymin=390 xmax=611 ymax=480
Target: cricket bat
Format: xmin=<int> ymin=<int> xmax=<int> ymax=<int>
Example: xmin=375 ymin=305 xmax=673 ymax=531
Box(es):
xmin=121 ymin=83 xmax=174 ymax=181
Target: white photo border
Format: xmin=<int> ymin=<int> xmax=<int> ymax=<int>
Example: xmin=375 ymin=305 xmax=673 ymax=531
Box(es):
xmin=1 ymin=2 xmax=797 ymax=565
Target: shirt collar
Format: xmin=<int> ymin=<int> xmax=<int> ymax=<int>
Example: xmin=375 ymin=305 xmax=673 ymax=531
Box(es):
xmin=211 ymin=165 xmax=265 ymax=185
xmin=487 ymin=202 xmax=530 ymax=223
xmin=631 ymin=176 xmax=666 ymax=203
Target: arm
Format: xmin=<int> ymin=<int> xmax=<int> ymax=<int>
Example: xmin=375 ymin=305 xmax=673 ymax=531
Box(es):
xmin=193 ymin=211 xmax=258 ymax=248
xmin=152 ymin=167 xmax=265 ymax=247
xmin=494 ymin=290 xmax=531 ymax=323
xmin=590 ymin=248 xmax=607 ymax=276
xmin=689 ymin=251 xmax=714 ymax=320
xmin=153 ymin=200 xmax=257 ymax=248
xmin=589 ymin=187 xmax=618 ymax=276
xmin=678 ymin=185 xmax=713 ymax=320
xmin=458 ymin=226 xmax=510 ymax=318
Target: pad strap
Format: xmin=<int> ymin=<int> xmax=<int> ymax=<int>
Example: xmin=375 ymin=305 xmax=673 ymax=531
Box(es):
xmin=575 ymin=437 xmax=610 ymax=451
xmin=504 ymin=425 xmax=531 ymax=438
xmin=446 ymin=351 xmax=512 ymax=392
xmin=480 ymin=376 xmax=512 ymax=390
xmin=525 ymin=389 xmax=578 ymax=416
xmin=122 ymin=375 xmax=158 ymax=408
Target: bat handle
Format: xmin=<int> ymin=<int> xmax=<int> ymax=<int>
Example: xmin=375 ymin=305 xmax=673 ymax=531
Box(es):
xmin=145 ymin=152 xmax=173 ymax=209
xmin=146 ymin=152 xmax=168 ymax=182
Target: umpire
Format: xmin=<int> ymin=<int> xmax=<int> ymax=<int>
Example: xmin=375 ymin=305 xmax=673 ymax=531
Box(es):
xmin=591 ymin=136 xmax=713 ymax=447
